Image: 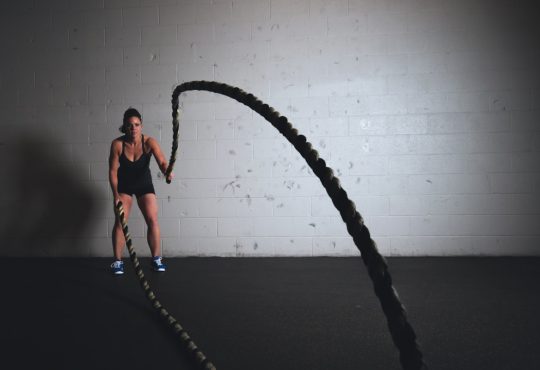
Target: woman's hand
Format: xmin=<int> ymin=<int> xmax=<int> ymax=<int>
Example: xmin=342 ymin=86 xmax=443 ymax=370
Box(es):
xmin=113 ymin=193 xmax=121 ymax=207
xmin=166 ymin=172 xmax=174 ymax=183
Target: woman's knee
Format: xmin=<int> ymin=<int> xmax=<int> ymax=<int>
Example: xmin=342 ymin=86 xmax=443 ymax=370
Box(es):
xmin=113 ymin=219 xmax=123 ymax=231
xmin=146 ymin=217 xmax=159 ymax=229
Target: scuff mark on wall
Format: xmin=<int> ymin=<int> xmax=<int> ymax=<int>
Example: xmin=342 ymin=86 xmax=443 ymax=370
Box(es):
xmin=362 ymin=142 xmax=369 ymax=152
xmin=284 ymin=180 xmax=295 ymax=189
xmin=234 ymin=242 xmax=242 ymax=255
xmin=223 ymin=179 xmax=241 ymax=193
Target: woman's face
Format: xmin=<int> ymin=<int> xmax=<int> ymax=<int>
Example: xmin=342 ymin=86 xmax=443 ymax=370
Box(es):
xmin=126 ymin=116 xmax=142 ymax=138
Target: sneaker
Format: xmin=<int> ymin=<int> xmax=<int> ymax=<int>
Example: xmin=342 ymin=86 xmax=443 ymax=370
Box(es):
xmin=111 ymin=260 xmax=124 ymax=275
xmin=152 ymin=256 xmax=166 ymax=272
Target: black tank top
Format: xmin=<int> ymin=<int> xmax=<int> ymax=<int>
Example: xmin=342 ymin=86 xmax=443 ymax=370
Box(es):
xmin=117 ymin=135 xmax=153 ymax=190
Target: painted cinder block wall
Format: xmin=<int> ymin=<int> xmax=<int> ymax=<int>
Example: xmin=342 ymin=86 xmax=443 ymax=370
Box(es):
xmin=0 ymin=0 xmax=538 ymax=257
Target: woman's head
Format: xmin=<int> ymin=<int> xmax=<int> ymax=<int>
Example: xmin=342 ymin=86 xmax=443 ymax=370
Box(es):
xmin=120 ymin=107 xmax=143 ymax=135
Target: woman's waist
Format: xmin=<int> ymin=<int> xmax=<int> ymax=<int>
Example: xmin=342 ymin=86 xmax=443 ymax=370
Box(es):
xmin=118 ymin=166 xmax=152 ymax=179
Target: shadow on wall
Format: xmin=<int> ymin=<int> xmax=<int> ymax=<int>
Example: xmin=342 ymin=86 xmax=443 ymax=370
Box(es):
xmin=0 ymin=130 xmax=99 ymax=257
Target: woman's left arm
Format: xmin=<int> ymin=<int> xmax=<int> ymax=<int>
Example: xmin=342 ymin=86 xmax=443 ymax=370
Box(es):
xmin=148 ymin=137 xmax=174 ymax=182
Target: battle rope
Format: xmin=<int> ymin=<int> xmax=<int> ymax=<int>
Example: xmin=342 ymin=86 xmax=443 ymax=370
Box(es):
xmin=165 ymin=81 xmax=427 ymax=370
xmin=114 ymin=200 xmax=216 ymax=370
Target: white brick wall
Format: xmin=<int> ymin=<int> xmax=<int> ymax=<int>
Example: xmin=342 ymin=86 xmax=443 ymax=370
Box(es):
xmin=1 ymin=0 xmax=539 ymax=257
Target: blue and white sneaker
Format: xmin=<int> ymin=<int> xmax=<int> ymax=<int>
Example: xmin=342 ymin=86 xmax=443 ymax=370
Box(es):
xmin=152 ymin=256 xmax=166 ymax=272
xmin=110 ymin=260 xmax=124 ymax=275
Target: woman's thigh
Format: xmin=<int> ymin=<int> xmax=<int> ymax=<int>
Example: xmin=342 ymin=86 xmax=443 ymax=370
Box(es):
xmin=136 ymin=193 xmax=158 ymax=225
xmin=115 ymin=193 xmax=134 ymax=220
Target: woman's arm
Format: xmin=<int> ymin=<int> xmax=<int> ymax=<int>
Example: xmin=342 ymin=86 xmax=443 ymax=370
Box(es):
xmin=148 ymin=137 xmax=174 ymax=181
xmin=109 ymin=140 xmax=121 ymax=202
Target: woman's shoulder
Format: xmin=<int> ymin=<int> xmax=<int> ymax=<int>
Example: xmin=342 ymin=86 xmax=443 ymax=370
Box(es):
xmin=111 ymin=136 xmax=124 ymax=149
xmin=144 ymin=135 xmax=156 ymax=143
xmin=144 ymin=135 xmax=158 ymax=147
xmin=142 ymin=135 xmax=157 ymax=154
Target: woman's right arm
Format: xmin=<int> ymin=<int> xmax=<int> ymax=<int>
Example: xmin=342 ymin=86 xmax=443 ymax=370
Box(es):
xmin=109 ymin=140 xmax=121 ymax=203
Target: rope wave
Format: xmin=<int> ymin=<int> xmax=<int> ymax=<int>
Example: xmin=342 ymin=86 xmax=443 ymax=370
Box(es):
xmin=119 ymin=80 xmax=426 ymax=370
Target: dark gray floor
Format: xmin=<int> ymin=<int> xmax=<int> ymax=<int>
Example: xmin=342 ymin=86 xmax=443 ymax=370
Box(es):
xmin=0 ymin=257 xmax=538 ymax=370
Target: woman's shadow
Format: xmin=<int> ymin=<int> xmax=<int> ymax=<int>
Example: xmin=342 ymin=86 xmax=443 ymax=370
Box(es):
xmin=0 ymin=131 xmax=99 ymax=256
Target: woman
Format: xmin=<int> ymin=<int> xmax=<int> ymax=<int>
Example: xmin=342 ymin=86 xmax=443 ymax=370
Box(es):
xmin=108 ymin=108 xmax=173 ymax=275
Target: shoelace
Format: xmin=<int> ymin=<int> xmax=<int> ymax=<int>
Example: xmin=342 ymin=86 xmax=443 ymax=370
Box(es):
xmin=111 ymin=261 xmax=123 ymax=268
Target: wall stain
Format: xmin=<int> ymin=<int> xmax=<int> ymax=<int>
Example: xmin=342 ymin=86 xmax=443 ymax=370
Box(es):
xmin=284 ymin=180 xmax=295 ymax=189
xmin=234 ymin=242 xmax=241 ymax=254
xmin=223 ymin=179 xmax=240 ymax=193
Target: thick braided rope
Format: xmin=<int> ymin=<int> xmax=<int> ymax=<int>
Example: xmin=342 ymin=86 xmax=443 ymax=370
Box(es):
xmin=166 ymin=81 xmax=427 ymax=370
xmin=114 ymin=201 xmax=216 ymax=370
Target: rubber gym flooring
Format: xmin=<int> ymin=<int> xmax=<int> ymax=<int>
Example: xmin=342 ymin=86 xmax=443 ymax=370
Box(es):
xmin=1 ymin=257 xmax=538 ymax=370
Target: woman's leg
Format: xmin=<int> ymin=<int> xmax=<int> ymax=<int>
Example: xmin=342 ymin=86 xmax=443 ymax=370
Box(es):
xmin=112 ymin=193 xmax=133 ymax=260
xmin=137 ymin=193 xmax=161 ymax=257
